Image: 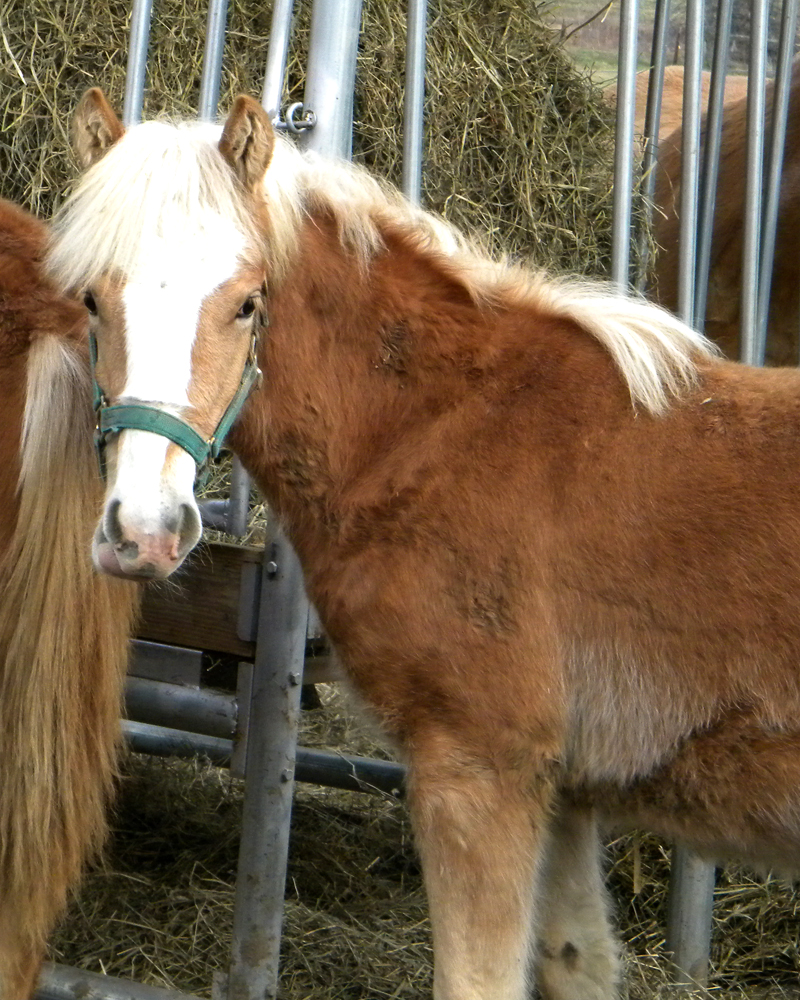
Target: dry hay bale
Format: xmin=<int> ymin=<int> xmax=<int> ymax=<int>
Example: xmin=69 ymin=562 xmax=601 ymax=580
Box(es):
xmin=1 ymin=0 xmax=616 ymax=275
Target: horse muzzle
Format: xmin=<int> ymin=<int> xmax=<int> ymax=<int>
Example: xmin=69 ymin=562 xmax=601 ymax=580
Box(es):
xmin=93 ymin=494 xmax=202 ymax=580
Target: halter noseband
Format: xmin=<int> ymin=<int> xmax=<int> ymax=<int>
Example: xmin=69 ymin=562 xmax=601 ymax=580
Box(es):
xmin=90 ymin=328 xmax=263 ymax=480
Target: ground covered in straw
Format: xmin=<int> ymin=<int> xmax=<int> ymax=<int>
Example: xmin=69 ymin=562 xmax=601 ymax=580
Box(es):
xmin=50 ymin=686 xmax=800 ymax=1000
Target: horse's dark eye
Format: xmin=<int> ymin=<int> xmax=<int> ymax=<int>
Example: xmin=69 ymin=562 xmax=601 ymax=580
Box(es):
xmin=237 ymin=298 xmax=257 ymax=320
xmin=83 ymin=291 xmax=98 ymax=315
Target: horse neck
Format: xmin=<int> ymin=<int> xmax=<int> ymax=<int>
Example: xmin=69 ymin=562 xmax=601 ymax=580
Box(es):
xmin=233 ymin=211 xmax=492 ymax=538
xmin=231 ymin=209 xmax=613 ymax=558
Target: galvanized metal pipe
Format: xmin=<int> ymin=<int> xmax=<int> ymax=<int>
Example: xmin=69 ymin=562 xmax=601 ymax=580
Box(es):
xmin=610 ymin=0 xmax=640 ymax=289
xmin=675 ymin=0 xmax=704 ymax=325
xmin=299 ymin=0 xmax=364 ymax=160
xmin=740 ymin=0 xmax=770 ymax=364
xmin=637 ymin=0 xmax=671 ymax=289
xmin=122 ymin=0 xmax=154 ymax=126
xmin=226 ymin=533 xmax=309 ymax=1000
xmin=37 ymin=963 xmax=204 ymax=1000
xmin=261 ymin=0 xmax=295 ymax=121
xmin=694 ymin=0 xmax=735 ymax=327
xmin=125 ymin=676 xmax=237 ymax=740
xmin=124 ymin=719 xmax=233 ymax=764
xmin=123 ymin=719 xmax=407 ymax=795
xmin=198 ymin=0 xmax=229 ymax=120
xmin=225 ymin=458 xmax=251 ymax=537
xmin=642 ymin=0 xmax=672 ymax=179
xmin=666 ymin=848 xmax=716 ymax=988
xmin=757 ymin=0 xmax=799 ymax=341
xmin=402 ymin=0 xmax=428 ymax=204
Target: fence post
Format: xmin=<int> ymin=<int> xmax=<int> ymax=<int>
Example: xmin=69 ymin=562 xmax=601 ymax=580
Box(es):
xmin=610 ymin=0 xmax=640 ymax=289
xmin=122 ymin=0 xmax=154 ymax=126
xmin=261 ymin=0 xmax=296 ymax=121
xmin=298 ymin=0 xmax=364 ymax=160
xmin=198 ymin=0 xmax=229 ymax=120
xmin=402 ymin=0 xmax=428 ymax=204
xmin=225 ymin=531 xmax=310 ymax=1000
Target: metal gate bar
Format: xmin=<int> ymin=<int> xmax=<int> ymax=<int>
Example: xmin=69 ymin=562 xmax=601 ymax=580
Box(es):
xmin=402 ymin=0 xmax=428 ymax=204
xmin=741 ymin=0 xmax=770 ymax=364
xmin=261 ymin=0 xmax=295 ymax=121
xmin=225 ymin=532 xmax=309 ymax=1000
xmin=611 ymin=0 xmax=640 ymax=287
xmin=39 ymin=964 xmax=205 ymax=1000
xmin=662 ymin=0 xmax=717 ymax=983
xmin=694 ymin=0 xmax=734 ymax=326
xmin=123 ymin=719 xmax=406 ymax=795
xmin=637 ymin=0 xmax=671 ymax=286
xmin=757 ymin=0 xmax=799 ymax=337
xmin=199 ymin=0 xmax=229 ymax=121
xmin=122 ymin=0 xmax=153 ymax=126
xmin=298 ymin=0 xmax=363 ymax=159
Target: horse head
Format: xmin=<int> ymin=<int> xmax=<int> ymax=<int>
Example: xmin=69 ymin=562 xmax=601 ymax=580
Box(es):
xmin=51 ymin=89 xmax=275 ymax=579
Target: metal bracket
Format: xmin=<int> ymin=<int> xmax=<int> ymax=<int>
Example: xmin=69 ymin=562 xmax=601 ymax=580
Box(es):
xmin=272 ymin=102 xmax=317 ymax=134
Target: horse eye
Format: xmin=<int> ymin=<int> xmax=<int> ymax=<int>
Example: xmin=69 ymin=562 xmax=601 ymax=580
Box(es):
xmin=83 ymin=291 xmax=98 ymax=316
xmin=236 ymin=297 xmax=257 ymax=320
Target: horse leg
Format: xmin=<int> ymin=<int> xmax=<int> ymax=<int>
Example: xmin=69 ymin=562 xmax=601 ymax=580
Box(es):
xmin=536 ymin=803 xmax=620 ymax=1000
xmin=407 ymin=733 xmax=555 ymax=1000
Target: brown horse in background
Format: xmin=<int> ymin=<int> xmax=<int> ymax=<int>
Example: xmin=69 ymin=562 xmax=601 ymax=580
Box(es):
xmin=605 ymin=64 xmax=748 ymax=142
xmin=0 ymin=199 xmax=139 ymax=999
xmin=45 ymin=89 xmax=800 ymax=999
xmin=653 ymin=60 xmax=800 ymax=363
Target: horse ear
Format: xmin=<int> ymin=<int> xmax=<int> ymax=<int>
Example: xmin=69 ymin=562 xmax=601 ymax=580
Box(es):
xmin=73 ymin=89 xmax=125 ymax=169
xmin=219 ymin=95 xmax=275 ymax=193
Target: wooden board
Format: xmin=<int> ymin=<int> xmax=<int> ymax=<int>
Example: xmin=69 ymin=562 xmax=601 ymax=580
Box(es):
xmin=138 ymin=541 xmax=262 ymax=659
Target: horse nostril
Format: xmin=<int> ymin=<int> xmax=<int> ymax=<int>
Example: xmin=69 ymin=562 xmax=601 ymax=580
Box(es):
xmin=105 ymin=498 xmax=124 ymax=546
xmin=177 ymin=502 xmax=201 ymax=554
xmin=114 ymin=540 xmax=140 ymax=560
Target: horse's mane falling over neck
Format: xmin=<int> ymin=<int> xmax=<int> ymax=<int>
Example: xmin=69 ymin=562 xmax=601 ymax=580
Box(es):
xmin=47 ymin=115 xmax=716 ymax=416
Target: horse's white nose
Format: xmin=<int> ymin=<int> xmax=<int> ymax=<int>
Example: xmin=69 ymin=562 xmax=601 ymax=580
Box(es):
xmin=93 ymin=497 xmax=201 ymax=580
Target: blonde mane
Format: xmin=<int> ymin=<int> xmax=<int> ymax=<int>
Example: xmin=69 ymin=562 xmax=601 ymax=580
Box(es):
xmin=268 ymin=140 xmax=717 ymax=416
xmin=48 ymin=114 xmax=716 ymax=416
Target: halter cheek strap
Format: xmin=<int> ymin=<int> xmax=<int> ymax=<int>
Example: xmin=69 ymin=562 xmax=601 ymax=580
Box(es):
xmin=90 ymin=327 xmax=263 ymax=480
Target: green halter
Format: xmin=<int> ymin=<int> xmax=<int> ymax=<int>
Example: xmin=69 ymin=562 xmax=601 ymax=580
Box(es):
xmin=90 ymin=330 xmax=262 ymax=480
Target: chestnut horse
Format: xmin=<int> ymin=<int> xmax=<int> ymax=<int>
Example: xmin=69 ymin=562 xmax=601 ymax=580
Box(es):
xmin=604 ymin=64 xmax=747 ymax=142
xmin=0 ymin=199 xmax=139 ymax=999
xmin=47 ymin=89 xmax=800 ymax=1000
xmin=653 ymin=60 xmax=800 ymax=363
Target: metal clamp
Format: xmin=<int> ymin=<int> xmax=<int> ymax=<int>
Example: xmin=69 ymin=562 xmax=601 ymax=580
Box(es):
xmin=273 ymin=102 xmax=317 ymax=134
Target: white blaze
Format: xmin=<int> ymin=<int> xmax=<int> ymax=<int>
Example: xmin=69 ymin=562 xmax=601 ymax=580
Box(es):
xmin=120 ymin=215 xmax=247 ymax=404
xmin=107 ymin=212 xmax=247 ymax=546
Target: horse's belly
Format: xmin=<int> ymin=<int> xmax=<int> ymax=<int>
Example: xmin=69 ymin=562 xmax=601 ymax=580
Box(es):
xmin=563 ymin=648 xmax=700 ymax=785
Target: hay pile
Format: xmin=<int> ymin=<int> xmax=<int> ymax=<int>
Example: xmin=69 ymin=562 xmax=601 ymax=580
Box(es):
xmin=0 ymin=0 xmax=617 ymax=275
xmin=50 ymin=688 xmax=800 ymax=1000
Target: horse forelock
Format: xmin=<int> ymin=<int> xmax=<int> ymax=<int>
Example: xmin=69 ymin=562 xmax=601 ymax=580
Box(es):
xmin=46 ymin=120 xmax=261 ymax=291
